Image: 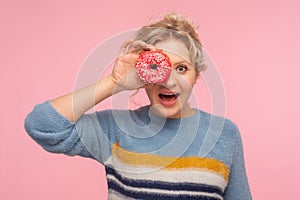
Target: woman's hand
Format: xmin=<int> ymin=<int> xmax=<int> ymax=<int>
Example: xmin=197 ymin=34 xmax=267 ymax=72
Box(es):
xmin=110 ymin=40 xmax=156 ymax=93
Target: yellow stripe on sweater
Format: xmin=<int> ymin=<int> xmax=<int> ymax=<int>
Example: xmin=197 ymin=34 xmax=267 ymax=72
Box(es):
xmin=112 ymin=143 xmax=230 ymax=182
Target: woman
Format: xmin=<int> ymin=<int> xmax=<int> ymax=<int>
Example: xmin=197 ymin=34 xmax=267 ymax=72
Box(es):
xmin=25 ymin=14 xmax=252 ymax=199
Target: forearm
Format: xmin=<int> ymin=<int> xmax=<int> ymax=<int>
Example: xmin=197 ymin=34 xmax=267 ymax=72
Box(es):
xmin=50 ymin=43 xmax=146 ymax=122
xmin=50 ymin=74 xmax=118 ymax=122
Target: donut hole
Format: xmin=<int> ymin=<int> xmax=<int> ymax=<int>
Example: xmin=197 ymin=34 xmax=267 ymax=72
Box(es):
xmin=150 ymin=64 xmax=158 ymax=70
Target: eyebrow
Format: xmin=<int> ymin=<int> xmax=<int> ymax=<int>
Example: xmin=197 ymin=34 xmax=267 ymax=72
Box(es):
xmin=172 ymin=60 xmax=193 ymax=67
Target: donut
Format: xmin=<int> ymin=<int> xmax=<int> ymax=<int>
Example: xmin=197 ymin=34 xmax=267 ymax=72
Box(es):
xmin=135 ymin=50 xmax=172 ymax=83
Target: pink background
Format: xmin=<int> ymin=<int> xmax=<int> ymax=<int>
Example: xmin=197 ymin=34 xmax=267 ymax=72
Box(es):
xmin=1 ymin=0 xmax=300 ymax=199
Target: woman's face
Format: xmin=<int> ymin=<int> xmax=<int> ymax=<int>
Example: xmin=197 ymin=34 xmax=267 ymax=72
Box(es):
xmin=145 ymin=39 xmax=198 ymax=118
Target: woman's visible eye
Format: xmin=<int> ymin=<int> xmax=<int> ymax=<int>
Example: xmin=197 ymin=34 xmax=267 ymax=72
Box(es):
xmin=176 ymin=65 xmax=188 ymax=73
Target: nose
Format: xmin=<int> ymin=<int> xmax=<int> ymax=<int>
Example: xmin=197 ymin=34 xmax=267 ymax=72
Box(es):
xmin=164 ymin=70 xmax=177 ymax=88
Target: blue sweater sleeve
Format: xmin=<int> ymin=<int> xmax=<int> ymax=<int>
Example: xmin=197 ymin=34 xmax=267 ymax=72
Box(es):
xmin=224 ymin=130 xmax=252 ymax=199
xmin=24 ymin=100 xmax=112 ymax=163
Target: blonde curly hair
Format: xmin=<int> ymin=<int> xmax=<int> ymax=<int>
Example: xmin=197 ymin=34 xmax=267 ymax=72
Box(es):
xmin=134 ymin=13 xmax=206 ymax=73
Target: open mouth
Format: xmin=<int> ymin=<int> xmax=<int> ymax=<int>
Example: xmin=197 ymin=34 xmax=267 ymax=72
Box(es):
xmin=158 ymin=92 xmax=179 ymax=106
xmin=158 ymin=93 xmax=178 ymax=101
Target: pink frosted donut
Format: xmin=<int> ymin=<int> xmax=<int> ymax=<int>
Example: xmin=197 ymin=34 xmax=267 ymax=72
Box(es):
xmin=135 ymin=50 xmax=172 ymax=83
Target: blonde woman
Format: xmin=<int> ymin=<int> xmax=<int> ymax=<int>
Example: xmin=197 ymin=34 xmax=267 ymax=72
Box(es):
xmin=25 ymin=14 xmax=252 ymax=199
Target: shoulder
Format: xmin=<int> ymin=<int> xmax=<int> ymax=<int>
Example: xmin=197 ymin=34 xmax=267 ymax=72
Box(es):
xmin=197 ymin=109 xmax=240 ymax=137
xmin=195 ymin=109 xmax=242 ymax=166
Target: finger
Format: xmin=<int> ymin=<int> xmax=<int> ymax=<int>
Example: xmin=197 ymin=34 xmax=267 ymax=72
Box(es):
xmin=130 ymin=40 xmax=156 ymax=52
xmin=119 ymin=40 xmax=134 ymax=56
xmin=119 ymin=40 xmax=145 ymax=56
xmin=122 ymin=40 xmax=156 ymax=55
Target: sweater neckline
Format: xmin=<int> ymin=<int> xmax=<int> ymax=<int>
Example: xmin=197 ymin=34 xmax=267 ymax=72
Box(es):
xmin=136 ymin=105 xmax=201 ymax=129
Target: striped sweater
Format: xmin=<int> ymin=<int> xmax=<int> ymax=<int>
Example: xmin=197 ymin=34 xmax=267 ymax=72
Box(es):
xmin=24 ymin=101 xmax=252 ymax=199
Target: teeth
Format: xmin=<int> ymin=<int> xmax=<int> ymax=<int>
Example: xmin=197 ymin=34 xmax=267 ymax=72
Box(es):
xmin=159 ymin=93 xmax=179 ymax=97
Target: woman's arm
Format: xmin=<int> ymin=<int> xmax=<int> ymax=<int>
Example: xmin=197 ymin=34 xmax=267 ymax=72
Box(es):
xmin=24 ymin=41 xmax=155 ymax=160
xmin=51 ymin=52 xmax=144 ymax=122
xmin=50 ymin=40 xmax=155 ymax=122
xmin=224 ymin=131 xmax=252 ymax=199
xmin=24 ymin=54 xmax=138 ymax=161
xmin=50 ymin=74 xmax=116 ymax=122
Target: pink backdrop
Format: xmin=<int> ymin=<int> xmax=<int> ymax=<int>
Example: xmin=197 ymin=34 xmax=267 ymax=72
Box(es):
xmin=1 ymin=0 xmax=300 ymax=199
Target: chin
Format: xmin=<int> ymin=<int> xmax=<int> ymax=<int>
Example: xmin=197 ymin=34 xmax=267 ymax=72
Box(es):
xmin=164 ymin=108 xmax=182 ymax=118
xmin=149 ymin=104 xmax=182 ymax=119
